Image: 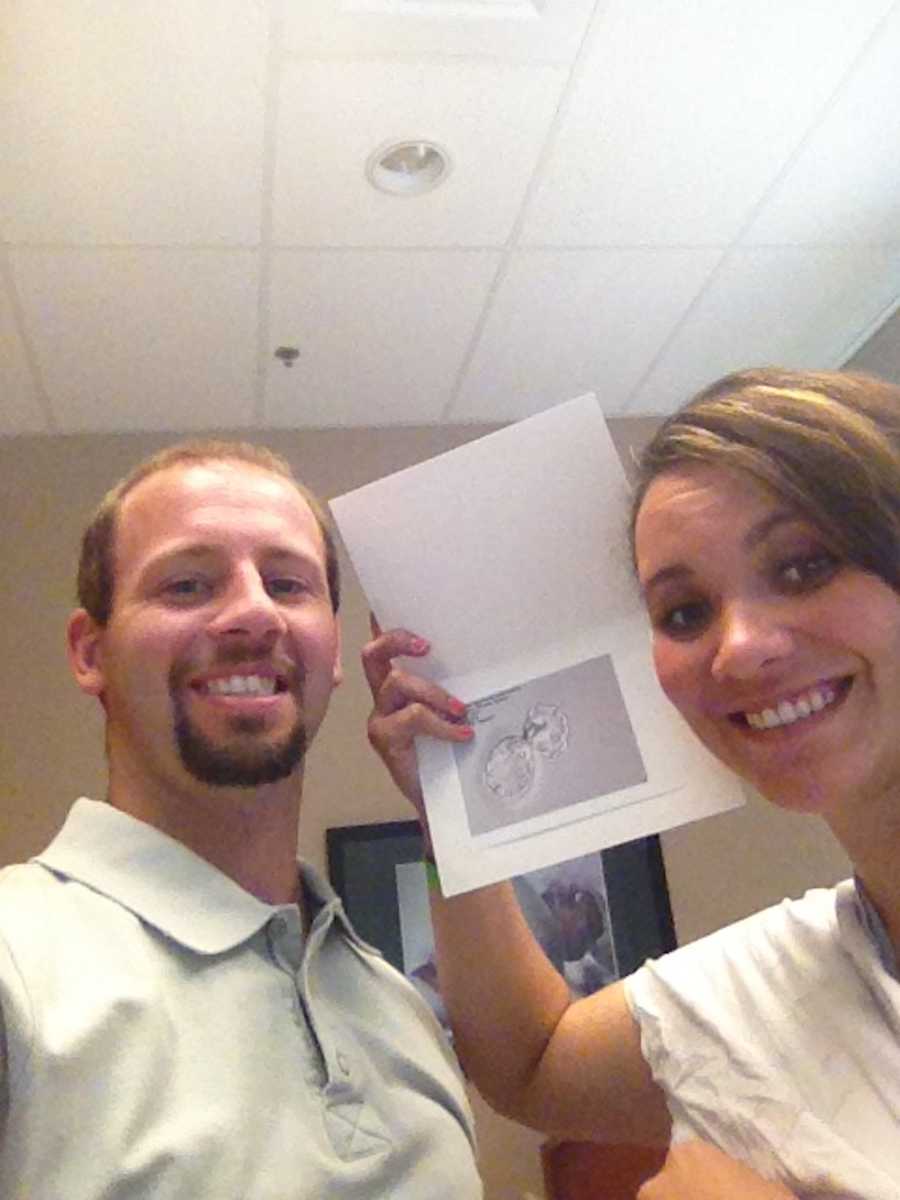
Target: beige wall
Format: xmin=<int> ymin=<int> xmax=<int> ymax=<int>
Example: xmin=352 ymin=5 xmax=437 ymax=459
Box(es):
xmin=0 ymin=424 xmax=850 ymax=1200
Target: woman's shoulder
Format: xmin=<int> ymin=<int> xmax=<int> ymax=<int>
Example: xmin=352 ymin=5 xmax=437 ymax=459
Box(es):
xmin=627 ymin=881 xmax=850 ymax=1006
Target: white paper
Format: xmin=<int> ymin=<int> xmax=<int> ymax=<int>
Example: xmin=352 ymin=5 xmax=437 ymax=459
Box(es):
xmin=331 ymin=394 xmax=743 ymax=896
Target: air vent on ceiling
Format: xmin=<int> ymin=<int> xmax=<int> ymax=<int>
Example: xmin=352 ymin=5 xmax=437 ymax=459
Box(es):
xmin=341 ymin=0 xmax=544 ymax=20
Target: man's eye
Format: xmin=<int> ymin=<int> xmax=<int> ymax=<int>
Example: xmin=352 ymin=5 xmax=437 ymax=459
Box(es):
xmin=163 ymin=578 xmax=209 ymax=601
xmin=778 ymin=551 xmax=840 ymax=592
xmin=657 ymin=600 xmax=711 ymax=639
xmin=266 ymin=577 xmax=308 ymax=598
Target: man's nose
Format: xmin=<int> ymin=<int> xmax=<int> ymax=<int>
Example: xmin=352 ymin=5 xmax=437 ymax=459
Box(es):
xmin=710 ymin=600 xmax=793 ymax=682
xmin=207 ymin=568 xmax=285 ymax=644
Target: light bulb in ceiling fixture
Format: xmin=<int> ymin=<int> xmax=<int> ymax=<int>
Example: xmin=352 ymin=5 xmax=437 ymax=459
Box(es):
xmin=365 ymin=140 xmax=451 ymax=196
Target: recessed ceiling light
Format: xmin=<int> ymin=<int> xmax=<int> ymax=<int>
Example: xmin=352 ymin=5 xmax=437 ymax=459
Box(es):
xmin=366 ymin=140 xmax=451 ymax=196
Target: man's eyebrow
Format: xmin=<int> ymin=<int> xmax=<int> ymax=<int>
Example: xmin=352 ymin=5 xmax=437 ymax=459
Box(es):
xmin=139 ymin=543 xmax=221 ymax=572
xmin=262 ymin=547 xmax=320 ymax=564
xmin=148 ymin=543 xmax=317 ymax=563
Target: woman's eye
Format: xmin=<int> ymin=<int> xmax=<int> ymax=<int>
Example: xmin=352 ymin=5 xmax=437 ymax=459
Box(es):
xmin=777 ymin=550 xmax=840 ymax=591
xmin=656 ymin=600 xmax=712 ymax=639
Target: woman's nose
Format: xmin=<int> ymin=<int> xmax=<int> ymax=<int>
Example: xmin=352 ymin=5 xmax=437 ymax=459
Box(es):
xmin=710 ymin=601 xmax=793 ymax=681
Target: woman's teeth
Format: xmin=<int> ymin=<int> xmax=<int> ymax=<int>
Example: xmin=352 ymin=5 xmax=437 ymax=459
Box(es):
xmin=745 ymin=684 xmax=837 ymax=730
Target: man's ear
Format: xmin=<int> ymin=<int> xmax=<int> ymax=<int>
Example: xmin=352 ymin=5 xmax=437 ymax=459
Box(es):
xmin=332 ymin=616 xmax=343 ymax=689
xmin=67 ymin=609 xmax=107 ymax=698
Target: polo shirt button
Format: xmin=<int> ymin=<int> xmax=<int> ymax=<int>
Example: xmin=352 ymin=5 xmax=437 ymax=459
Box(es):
xmin=337 ymin=1052 xmax=351 ymax=1076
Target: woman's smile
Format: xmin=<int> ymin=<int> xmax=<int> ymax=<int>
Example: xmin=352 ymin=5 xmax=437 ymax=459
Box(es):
xmin=635 ymin=463 xmax=900 ymax=817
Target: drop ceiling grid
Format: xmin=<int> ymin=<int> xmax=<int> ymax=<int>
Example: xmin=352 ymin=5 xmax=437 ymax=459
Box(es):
xmin=519 ymin=0 xmax=898 ymax=249
xmin=448 ymin=0 xmax=899 ymax=421
xmin=281 ymin=0 xmax=598 ymax=62
xmin=253 ymin=0 xmax=290 ymax=425
xmin=1 ymin=0 xmax=899 ymax=437
xmin=741 ymin=0 xmax=900 ymax=247
xmin=264 ymin=248 xmax=501 ymax=426
xmin=1 ymin=0 xmax=268 ymax=249
xmin=549 ymin=0 xmax=900 ymax=416
xmin=11 ymin=248 xmax=262 ymax=433
xmin=450 ymin=247 xmax=725 ymax=419
xmin=438 ymin=0 xmax=612 ymax=420
xmin=628 ymin=246 xmax=900 ymax=414
xmin=271 ymin=59 xmax=569 ymax=247
xmin=616 ymin=0 xmax=900 ymax=414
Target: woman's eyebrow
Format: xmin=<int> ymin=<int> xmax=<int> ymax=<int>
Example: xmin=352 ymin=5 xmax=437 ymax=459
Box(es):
xmin=640 ymin=563 xmax=692 ymax=599
xmin=743 ymin=510 xmax=800 ymax=551
xmin=641 ymin=511 xmax=801 ymax=598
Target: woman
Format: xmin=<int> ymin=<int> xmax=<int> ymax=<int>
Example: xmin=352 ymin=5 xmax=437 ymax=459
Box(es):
xmin=363 ymin=368 xmax=900 ymax=1199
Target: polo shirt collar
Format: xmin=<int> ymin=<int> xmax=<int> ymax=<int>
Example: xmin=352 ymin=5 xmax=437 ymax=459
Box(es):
xmin=34 ymin=798 xmax=356 ymax=957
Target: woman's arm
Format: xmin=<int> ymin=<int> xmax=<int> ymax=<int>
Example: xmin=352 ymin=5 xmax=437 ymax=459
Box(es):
xmin=363 ymin=624 xmax=671 ymax=1146
xmin=638 ymin=1141 xmax=798 ymax=1200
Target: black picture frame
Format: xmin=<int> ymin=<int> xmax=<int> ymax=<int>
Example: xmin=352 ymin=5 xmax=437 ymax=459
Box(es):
xmin=326 ymin=821 xmax=676 ymax=985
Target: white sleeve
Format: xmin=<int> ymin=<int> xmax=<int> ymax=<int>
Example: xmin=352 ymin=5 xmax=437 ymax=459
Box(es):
xmin=625 ymin=936 xmax=793 ymax=1174
xmin=625 ymin=890 xmax=900 ymax=1197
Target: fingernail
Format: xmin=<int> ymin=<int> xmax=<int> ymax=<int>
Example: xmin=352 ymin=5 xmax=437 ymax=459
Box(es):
xmin=411 ymin=637 xmax=429 ymax=653
xmin=449 ymin=698 xmax=467 ymax=717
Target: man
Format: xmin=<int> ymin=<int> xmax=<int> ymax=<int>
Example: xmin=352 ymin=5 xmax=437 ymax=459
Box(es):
xmin=0 ymin=442 xmax=481 ymax=1199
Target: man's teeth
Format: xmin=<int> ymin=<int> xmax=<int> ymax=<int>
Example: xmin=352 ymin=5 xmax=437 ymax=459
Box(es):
xmin=206 ymin=675 xmax=277 ymax=697
xmin=745 ymin=685 xmax=836 ymax=730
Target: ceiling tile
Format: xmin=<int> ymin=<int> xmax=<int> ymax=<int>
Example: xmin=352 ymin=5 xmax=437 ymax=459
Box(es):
xmin=1 ymin=1 xmax=266 ymax=246
xmin=273 ymin=60 xmax=566 ymax=246
xmin=450 ymin=247 xmax=722 ymax=419
xmin=12 ymin=249 xmax=260 ymax=433
xmin=283 ymin=0 xmax=595 ymax=62
xmin=522 ymin=0 xmax=896 ymax=247
xmin=0 ymin=279 xmax=45 ymax=436
xmin=627 ymin=247 xmax=900 ymax=413
xmin=265 ymin=249 xmax=500 ymax=426
xmin=743 ymin=3 xmax=900 ymax=246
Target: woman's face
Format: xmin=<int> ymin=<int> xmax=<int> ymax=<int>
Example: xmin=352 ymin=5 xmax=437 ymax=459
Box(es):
xmin=634 ymin=463 xmax=900 ymax=820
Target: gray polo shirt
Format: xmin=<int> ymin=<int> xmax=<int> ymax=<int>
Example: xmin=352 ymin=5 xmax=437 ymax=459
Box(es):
xmin=0 ymin=799 xmax=481 ymax=1199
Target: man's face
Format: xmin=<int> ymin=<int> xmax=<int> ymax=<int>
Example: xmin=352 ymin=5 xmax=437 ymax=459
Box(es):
xmin=78 ymin=461 xmax=341 ymax=794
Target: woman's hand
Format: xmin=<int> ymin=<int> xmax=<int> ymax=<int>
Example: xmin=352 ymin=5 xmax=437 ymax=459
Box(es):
xmin=638 ymin=1141 xmax=796 ymax=1200
xmin=362 ymin=619 xmax=473 ymax=825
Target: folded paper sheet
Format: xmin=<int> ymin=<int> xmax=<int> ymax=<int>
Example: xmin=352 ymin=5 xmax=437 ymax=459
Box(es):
xmin=330 ymin=395 xmax=743 ymax=896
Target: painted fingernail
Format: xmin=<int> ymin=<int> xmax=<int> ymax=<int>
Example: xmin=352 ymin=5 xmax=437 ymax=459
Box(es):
xmin=449 ymin=698 xmax=467 ymax=717
xmin=411 ymin=637 xmax=429 ymax=653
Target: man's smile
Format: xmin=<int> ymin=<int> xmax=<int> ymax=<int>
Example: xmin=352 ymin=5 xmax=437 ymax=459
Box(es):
xmin=191 ymin=671 xmax=289 ymax=698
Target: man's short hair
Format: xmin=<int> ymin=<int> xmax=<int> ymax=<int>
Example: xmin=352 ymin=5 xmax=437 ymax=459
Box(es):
xmin=77 ymin=440 xmax=340 ymax=625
